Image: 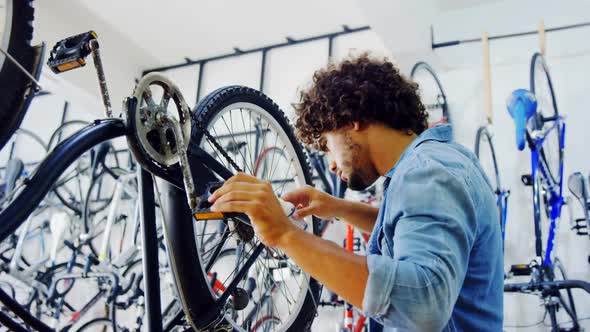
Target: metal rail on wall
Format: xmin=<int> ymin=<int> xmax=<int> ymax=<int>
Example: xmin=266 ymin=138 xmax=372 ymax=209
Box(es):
xmin=431 ymin=21 xmax=590 ymax=49
xmin=141 ymin=25 xmax=371 ymax=105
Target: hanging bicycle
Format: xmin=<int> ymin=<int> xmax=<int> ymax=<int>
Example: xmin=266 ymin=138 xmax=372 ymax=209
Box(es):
xmin=503 ymin=52 xmax=590 ymax=332
xmin=410 ymin=61 xmax=450 ymax=128
xmin=0 ymin=29 xmax=321 ymax=332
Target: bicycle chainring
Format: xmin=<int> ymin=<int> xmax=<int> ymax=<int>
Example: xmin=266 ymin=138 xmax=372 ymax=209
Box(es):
xmin=126 ymin=72 xmax=191 ymax=170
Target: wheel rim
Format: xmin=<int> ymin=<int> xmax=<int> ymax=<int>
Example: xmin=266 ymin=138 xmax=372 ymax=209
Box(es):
xmin=550 ymin=259 xmax=579 ymax=329
xmin=48 ymin=121 xmax=94 ymax=215
xmin=531 ymin=55 xmax=561 ymax=184
xmin=476 ymin=129 xmax=500 ymax=192
xmin=194 ymin=101 xmax=312 ymax=331
xmin=410 ymin=62 xmax=448 ymax=127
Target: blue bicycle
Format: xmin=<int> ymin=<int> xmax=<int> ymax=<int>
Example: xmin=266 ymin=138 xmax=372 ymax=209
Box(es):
xmin=504 ymin=53 xmax=590 ymax=331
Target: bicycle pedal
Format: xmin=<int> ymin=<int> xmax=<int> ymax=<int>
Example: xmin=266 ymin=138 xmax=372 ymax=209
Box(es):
xmin=193 ymin=181 xmax=243 ymax=221
xmin=47 ymin=31 xmax=97 ymax=73
xmin=521 ymin=174 xmax=533 ymax=186
xmin=510 ymin=264 xmax=532 ymax=276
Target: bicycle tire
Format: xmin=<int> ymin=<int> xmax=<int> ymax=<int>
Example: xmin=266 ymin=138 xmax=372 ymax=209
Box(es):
xmin=119 ymin=256 xmax=179 ymax=331
xmin=530 ymin=52 xmax=563 ymax=186
xmin=474 ymin=126 xmax=506 ymax=233
xmin=75 ymin=317 xmax=116 ymax=332
xmin=29 ymin=262 xmax=85 ymax=320
xmin=165 ymin=86 xmax=320 ymax=331
xmin=410 ymin=61 xmax=450 ymax=128
xmin=550 ymin=258 xmax=579 ymax=330
xmin=474 ymin=126 xmax=501 ymax=193
xmin=49 ymin=120 xmax=93 ymax=215
xmin=0 ymin=0 xmax=36 ymax=151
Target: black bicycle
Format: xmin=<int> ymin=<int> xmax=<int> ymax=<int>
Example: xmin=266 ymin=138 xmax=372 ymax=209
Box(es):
xmin=0 ymin=28 xmax=321 ymax=332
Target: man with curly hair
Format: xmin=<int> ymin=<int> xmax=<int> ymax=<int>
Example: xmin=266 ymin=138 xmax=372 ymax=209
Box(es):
xmin=209 ymin=54 xmax=503 ymax=331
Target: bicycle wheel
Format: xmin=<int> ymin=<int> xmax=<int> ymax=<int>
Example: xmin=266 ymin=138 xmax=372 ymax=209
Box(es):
xmin=0 ymin=0 xmax=36 ymax=151
xmin=474 ymin=126 xmax=501 ymax=192
xmin=75 ymin=317 xmax=117 ymax=332
xmin=548 ymin=258 xmax=579 ymax=331
xmin=30 ymin=262 xmax=86 ymax=321
xmin=120 ymin=255 xmax=179 ymax=330
xmin=167 ymin=86 xmax=320 ymax=331
xmin=49 ymin=121 xmax=94 ymax=215
xmin=83 ymin=167 xmax=137 ymax=258
xmin=410 ymin=61 xmax=450 ymax=128
xmin=474 ymin=126 xmax=505 ymax=225
xmin=530 ymin=53 xmax=563 ymax=185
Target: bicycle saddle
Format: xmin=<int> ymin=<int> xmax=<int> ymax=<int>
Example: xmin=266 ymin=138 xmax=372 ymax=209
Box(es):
xmin=4 ymin=158 xmax=24 ymax=193
xmin=568 ymin=172 xmax=588 ymax=206
xmin=506 ymin=89 xmax=537 ymax=151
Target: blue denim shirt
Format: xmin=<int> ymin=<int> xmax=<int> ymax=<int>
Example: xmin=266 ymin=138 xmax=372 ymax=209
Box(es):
xmin=362 ymin=125 xmax=503 ymax=332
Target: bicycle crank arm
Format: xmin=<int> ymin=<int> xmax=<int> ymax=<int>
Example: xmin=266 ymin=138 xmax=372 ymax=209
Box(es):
xmin=158 ymin=114 xmax=199 ymax=209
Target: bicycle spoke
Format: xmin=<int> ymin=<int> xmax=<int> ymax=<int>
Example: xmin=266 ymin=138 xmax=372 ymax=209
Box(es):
xmin=160 ymin=91 xmax=171 ymax=110
xmin=142 ymin=87 xmax=157 ymax=107
xmin=239 ymin=108 xmax=256 ymax=174
xmin=220 ymin=115 xmax=252 ymax=174
xmin=263 ymin=132 xmax=280 ymax=180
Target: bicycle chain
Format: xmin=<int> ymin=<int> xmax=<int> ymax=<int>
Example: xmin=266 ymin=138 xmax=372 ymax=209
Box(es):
xmin=192 ymin=116 xmax=243 ymax=174
xmin=190 ymin=117 xmax=242 ymax=332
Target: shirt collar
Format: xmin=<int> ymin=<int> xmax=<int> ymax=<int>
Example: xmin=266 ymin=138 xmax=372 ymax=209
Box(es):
xmin=384 ymin=124 xmax=453 ymax=179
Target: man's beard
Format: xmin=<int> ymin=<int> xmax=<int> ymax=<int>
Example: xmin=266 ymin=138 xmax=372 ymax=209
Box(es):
xmin=344 ymin=133 xmax=374 ymax=190
xmin=347 ymin=171 xmax=370 ymax=191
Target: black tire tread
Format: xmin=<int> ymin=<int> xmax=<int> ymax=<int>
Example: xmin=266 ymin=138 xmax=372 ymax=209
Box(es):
xmin=169 ymin=85 xmax=319 ymax=331
xmin=0 ymin=0 xmax=36 ymax=150
xmin=529 ymin=52 xmax=563 ymax=185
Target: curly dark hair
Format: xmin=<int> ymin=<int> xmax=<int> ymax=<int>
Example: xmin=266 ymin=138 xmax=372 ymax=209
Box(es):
xmin=293 ymin=53 xmax=427 ymax=150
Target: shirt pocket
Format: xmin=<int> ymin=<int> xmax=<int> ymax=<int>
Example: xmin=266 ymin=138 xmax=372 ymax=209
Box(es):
xmin=380 ymin=235 xmax=392 ymax=257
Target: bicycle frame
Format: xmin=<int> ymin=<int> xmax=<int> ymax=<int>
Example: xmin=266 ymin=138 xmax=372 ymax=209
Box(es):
xmin=0 ymin=110 xmax=284 ymax=330
xmin=94 ymin=172 xmax=139 ymax=264
xmin=527 ymin=117 xmax=566 ymax=269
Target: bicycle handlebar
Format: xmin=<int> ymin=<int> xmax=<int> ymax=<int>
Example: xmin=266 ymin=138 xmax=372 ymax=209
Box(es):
xmin=504 ymin=278 xmax=590 ymax=295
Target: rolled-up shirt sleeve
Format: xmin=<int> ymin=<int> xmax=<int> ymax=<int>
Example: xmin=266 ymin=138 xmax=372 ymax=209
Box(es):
xmin=362 ymin=160 xmax=478 ymax=331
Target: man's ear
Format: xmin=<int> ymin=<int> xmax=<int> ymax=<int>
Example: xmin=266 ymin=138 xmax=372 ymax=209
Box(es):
xmin=352 ymin=121 xmax=366 ymax=131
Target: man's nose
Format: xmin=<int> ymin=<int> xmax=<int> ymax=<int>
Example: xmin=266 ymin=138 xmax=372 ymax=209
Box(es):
xmin=328 ymin=159 xmax=338 ymax=174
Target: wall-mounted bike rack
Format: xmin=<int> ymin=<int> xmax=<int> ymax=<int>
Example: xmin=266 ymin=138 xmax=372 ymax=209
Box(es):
xmin=142 ymin=25 xmax=371 ymax=105
xmin=431 ymin=20 xmax=590 ymax=49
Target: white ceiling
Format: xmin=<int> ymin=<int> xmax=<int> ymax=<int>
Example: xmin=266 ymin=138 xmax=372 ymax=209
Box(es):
xmin=35 ymin=0 xmax=590 ymax=103
xmin=437 ymin=0 xmax=499 ymax=11
xmin=78 ymin=0 xmax=369 ymax=69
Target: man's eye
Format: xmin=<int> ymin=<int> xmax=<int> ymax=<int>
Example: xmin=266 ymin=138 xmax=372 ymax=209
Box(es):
xmin=318 ymin=137 xmax=328 ymax=152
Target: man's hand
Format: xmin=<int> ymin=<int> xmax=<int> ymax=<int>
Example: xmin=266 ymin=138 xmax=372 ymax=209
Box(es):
xmin=283 ymin=185 xmax=379 ymax=233
xmin=208 ymin=173 xmax=299 ymax=247
xmin=281 ymin=185 xmax=342 ymax=220
xmin=210 ymin=174 xmax=369 ymax=311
